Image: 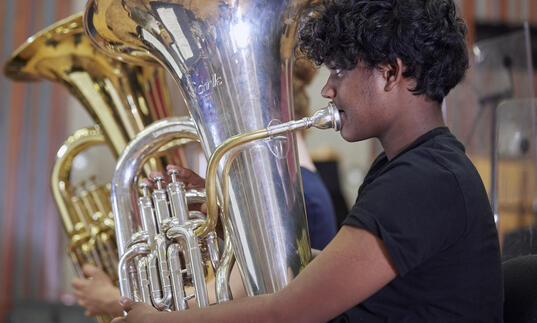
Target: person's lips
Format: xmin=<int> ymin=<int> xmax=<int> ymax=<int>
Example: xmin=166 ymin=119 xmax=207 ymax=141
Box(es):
xmin=338 ymin=109 xmax=346 ymax=124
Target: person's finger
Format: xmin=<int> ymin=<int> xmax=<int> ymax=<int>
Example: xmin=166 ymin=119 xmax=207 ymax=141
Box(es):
xmin=148 ymin=171 xmax=170 ymax=189
xmin=200 ymin=203 xmax=207 ymax=215
xmin=169 ymin=165 xmax=205 ymax=189
xmin=82 ymin=263 xmax=99 ymax=274
xmin=119 ymin=296 xmax=135 ymax=312
xmin=82 ymin=264 xmax=106 ymax=279
xmin=111 ymin=316 xmax=125 ymax=323
xmin=166 ymin=164 xmax=180 ymax=171
xmin=84 ymin=265 xmax=109 ymax=281
xmin=149 ymin=171 xmax=166 ymax=181
xmin=71 ymin=277 xmax=86 ymax=288
xmin=73 ymin=290 xmax=85 ymax=299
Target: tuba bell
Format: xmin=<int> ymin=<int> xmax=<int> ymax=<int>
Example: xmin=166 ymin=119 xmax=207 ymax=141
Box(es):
xmin=3 ymin=12 xmax=196 ymax=320
xmin=85 ymin=0 xmax=341 ymax=310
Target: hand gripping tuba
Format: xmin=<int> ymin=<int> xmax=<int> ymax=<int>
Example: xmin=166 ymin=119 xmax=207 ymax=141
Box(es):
xmin=3 ymin=12 xmax=194 ymax=320
xmin=85 ymin=0 xmax=340 ymax=306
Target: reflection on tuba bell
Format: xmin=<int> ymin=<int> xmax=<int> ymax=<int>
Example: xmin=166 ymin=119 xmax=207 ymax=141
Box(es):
xmin=85 ymin=0 xmax=340 ymax=311
xmin=3 ymin=12 xmax=193 ymax=321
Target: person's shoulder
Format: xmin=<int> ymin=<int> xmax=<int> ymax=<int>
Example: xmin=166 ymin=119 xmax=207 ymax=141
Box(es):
xmin=378 ymin=131 xmax=477 ymax=194
xmin=423 ymin=132 xmax=480 ymax=180
xmin=394 ymin=130 xmax=470 ymax=175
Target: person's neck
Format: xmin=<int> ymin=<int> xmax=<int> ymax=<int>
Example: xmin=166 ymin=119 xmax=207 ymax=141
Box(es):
xmin=379 ymin=98 xmax=445 ymax=160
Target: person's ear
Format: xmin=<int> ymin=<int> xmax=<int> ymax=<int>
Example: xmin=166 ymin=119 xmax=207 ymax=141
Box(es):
xmin=381 ymin=58 xmax=404 ymax=92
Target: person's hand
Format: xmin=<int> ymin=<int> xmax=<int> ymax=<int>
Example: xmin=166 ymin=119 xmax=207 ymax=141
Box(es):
xmin=166 ymin=165 xmax=205 ymax=190
xmin=111 ymin=297 xmax=158 ymax=323
xmin=151 ymin=165 xmax=208 ymax=214
xmin=71 ymin=264 xmax=123 ymax=317
xmin=149 ymin=165 xmax=205 ymax=190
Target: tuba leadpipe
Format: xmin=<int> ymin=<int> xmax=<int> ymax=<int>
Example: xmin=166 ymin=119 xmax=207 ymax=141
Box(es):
xmin=85 ymin=0 xmax=317 ymax=298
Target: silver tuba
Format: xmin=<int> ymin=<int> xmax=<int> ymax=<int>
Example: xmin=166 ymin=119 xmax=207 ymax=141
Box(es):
xmin=85 ymin=0 xmax=340 ymax=308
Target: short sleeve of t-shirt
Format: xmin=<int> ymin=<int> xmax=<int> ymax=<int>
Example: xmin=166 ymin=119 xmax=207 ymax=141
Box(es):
xmin=343 ymin=149 xmax=467 ymax=276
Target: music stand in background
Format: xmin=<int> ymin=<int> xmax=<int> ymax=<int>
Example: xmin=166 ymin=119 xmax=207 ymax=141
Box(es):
xmin=496 ymin=98 xmax=537 ymax=260
xmin=445 ymin=27 xmax=535 ymax=244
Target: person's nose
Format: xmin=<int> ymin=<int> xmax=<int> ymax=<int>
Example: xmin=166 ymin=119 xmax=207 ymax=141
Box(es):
xmin=321 ymin=81 xmax=336 ymax=99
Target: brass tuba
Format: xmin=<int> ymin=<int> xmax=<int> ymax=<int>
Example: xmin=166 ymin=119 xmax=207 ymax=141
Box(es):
xmin=3 ymin=12 xmax=193 ymax=320
xmin=84 ymin=0 xmax=341 ymax=311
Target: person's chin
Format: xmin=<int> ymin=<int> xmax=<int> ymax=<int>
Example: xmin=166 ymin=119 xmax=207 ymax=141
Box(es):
xmin=340 ymin=130 xmax=355 ymax=142
xmin=340 ymin=127 xmax=365 ymax=142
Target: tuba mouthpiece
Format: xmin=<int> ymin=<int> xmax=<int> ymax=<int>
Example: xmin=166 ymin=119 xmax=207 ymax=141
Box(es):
xmin=308 ymin=102 xmax=341 ymax=131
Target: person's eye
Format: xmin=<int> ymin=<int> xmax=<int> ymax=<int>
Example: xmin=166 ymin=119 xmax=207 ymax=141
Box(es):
xmin=334 ymin=69 xmax=345 ymax=78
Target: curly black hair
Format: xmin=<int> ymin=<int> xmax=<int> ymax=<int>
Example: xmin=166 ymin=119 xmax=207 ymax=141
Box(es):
xmin=297 ymin=0 xmax=469 ymax=103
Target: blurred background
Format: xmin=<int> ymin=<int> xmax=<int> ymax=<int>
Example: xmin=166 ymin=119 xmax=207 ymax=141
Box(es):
xmin=1 ymin=0 xmax=537 ymax=321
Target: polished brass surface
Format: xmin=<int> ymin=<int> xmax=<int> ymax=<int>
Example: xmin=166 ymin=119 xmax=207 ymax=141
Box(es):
xmin=4 ymin=13 xmax=181 ymax=161
xmin=52 ymin=126 xmax=115 ymax=323
xmin=3 ymin=13 xmax=189 ymax=322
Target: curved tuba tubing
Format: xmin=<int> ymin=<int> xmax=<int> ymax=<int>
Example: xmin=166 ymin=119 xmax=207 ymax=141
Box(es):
xmin=52 ymin=126 xmax=117 ymax=280
xmin=110 ymin=108 xmax=339 ymax=310
xmin=110 ymin=116 xmax=217 ymax=309
xmin=3 ymin=12 xmax=193 ymax=321
xmin=85 ymin=0 xmax=334 ymax=298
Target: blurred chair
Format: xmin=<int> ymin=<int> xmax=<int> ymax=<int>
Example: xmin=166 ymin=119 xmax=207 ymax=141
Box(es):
xmin=503 ymin=255 xmax=537 ymax=323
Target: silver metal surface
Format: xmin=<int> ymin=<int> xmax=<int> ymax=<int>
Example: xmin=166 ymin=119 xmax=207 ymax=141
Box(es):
xmin=111 ymin=117 xmax=199 ymax=255
xmin=86 ymin=0 xmax=313 ymax=296
xmin=118 ymin=243 xmax=151 ymax=301
xmin=110 ymin=116 xmax=216 ymax=308
xmin=167 ymin=225 xmax=210 ymax=307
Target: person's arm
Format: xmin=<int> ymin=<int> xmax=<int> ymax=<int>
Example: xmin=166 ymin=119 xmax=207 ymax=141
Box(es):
xmin=111 ymin=225 xmax=397 ymax=323
xmin=72 ymin=264 xmax=124 ymax=317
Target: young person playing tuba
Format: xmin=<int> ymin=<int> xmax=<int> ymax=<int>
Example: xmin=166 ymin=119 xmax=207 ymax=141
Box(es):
xmin=110 ymin=0 xmax=504 ymax=322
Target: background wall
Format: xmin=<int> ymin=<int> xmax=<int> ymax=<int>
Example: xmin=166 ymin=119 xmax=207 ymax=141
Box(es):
xmin=0 ymin=0 xmax=75 ymax=320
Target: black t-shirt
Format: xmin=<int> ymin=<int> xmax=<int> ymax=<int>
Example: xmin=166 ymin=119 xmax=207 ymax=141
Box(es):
xmin=336 ymin=127 xmax=503 ymax=322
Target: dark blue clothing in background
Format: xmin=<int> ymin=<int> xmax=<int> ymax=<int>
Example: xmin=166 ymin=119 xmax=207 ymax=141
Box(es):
xmin=301 ymin=167 xmax=338 ymax=250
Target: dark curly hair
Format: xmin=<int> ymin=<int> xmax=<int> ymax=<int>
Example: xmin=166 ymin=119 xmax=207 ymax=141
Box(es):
xmin=297 ymin=0 xmax=469 ymax=103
